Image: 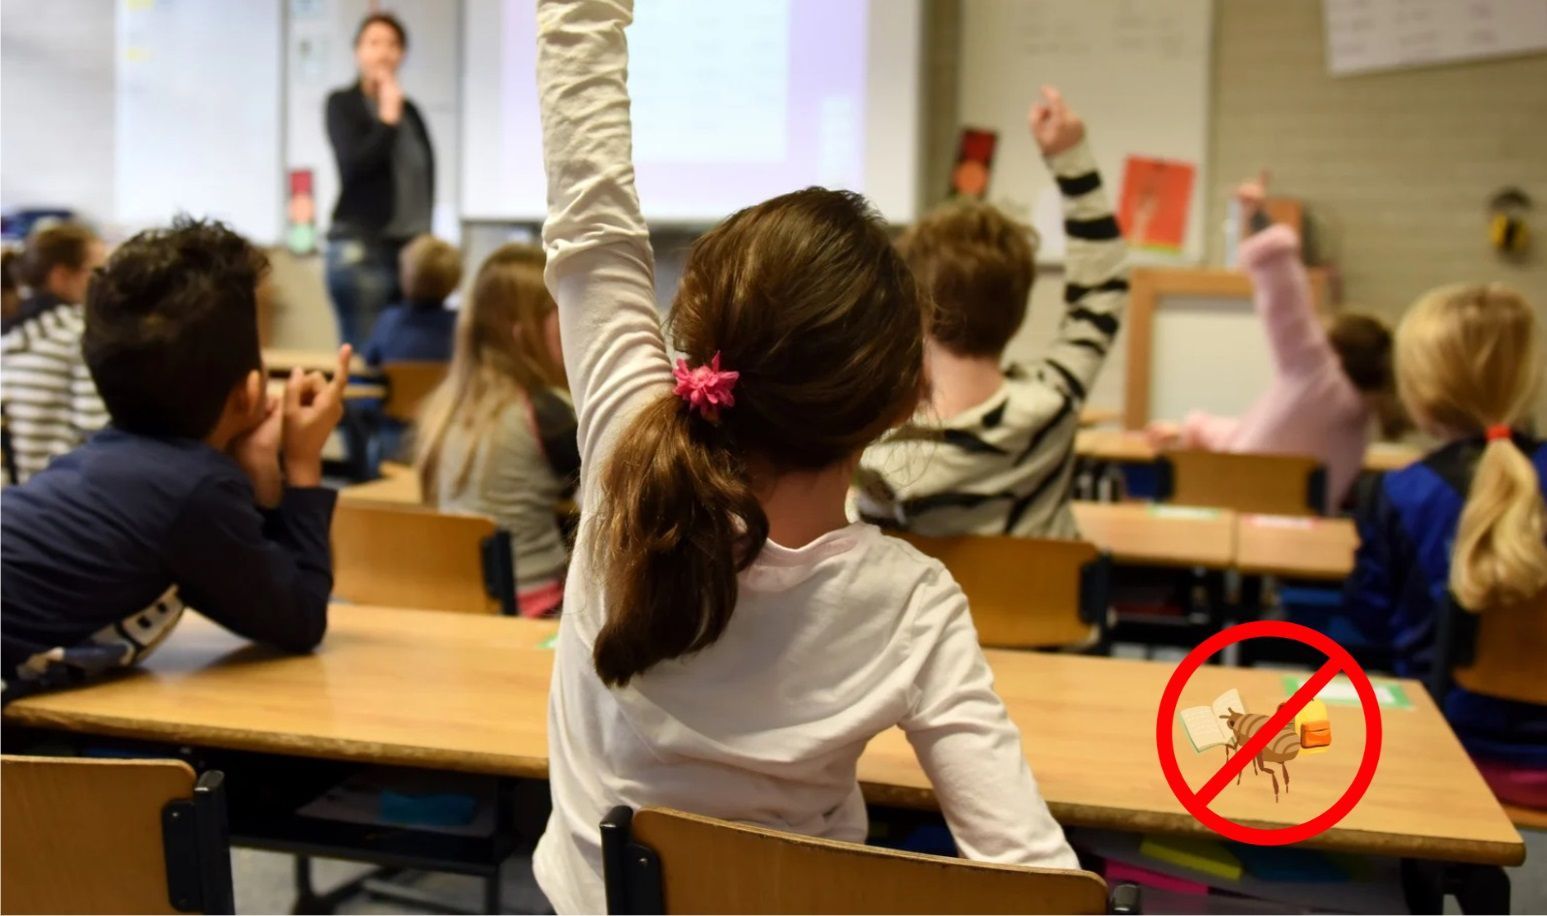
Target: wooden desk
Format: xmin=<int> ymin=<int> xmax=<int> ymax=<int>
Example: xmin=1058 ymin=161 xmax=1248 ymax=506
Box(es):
xmin=1078 ymin=406 xmax=1121 ymax=428
xmin=1075 ymin=430 xmax=1424 ymax=477
xmin=5 ymin=607 xmax=555 ymax=778
xmin=263 ymin=347 xmax=369 ymax=377
xmin=265 ymin=378 xmax=385 ymax=402
xmin=339 ymin=472 xmax=423 ymax=506
xmin=1362 ymin=442 xmax=1422 ymax=474
xmin=1075 ymin=428 xmax=1157 ymax=464
xmin=1071 ymin=501 xmax=1235 ymax=569
xmin=3 ymin=606 xmax=1520 ymax=866
xmin=861 ymin=648 xmax=1522 ymax=867
xmin=1236 ymin=514 xmax=1358 ymax=581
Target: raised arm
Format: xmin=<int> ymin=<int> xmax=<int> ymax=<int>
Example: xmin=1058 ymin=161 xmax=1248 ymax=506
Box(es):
xmin=902 ymin=581 xmax=1079 ymax=870
xmin=536 ymin=0 xmax=672 ymax=485
xmin=1029 ymin=87 xmax=1129 ymax=405
xmin=1231 ymin=170 xmax=1326 ymax=376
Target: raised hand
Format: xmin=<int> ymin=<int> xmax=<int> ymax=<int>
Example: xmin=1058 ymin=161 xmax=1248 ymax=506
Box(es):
xmin=282 ymin=345 xmax=352 ymax=488
xmin=1235 ymin=169 xmax=1270 ymax=216
xmin=1028 ymin=85 xmax=1085 ymax=158
xmin=377 ymin=71 xmax=404 ymax=125
xmin=1143 ymin=419 xmax=1185 ymax=450
xmin=229 ymin=393 xmax=284 ymax=508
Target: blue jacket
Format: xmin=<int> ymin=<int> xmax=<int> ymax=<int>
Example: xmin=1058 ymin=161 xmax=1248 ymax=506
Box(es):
xmin=2 ymin=428 xmax=335 ymax=700
xmin=362 ymin=300 xmax=455 ymax=367
xmin=1344 ymin=432 xmax=1547 ymax=765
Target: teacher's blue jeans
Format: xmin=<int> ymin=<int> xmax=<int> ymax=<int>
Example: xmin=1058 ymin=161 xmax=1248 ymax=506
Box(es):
xmin=325 ymin=234 xmax=404 ymax=349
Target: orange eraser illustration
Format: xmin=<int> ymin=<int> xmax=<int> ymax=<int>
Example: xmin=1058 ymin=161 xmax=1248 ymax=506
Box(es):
xmin=1300 ymin=720 xmax=1332 ymax=748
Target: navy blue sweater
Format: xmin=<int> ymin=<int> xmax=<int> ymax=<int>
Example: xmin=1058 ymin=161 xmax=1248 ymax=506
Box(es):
xmin=1 ymin=428 xmax=336 ymax=699
xmin=362 ymin=300 xmax=455 ymax=367
xmin=1344 ymin=433 xmax=1547 ymax=765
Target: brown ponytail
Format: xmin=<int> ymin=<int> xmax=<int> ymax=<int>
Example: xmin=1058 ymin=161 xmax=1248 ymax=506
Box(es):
xmin=1395 ymin=283 xmax=1547 ymax=610
xmin=591 ymin=396 xmax=769 ymax=686
xmin=591 ymin=188 xmax=928 ymax=686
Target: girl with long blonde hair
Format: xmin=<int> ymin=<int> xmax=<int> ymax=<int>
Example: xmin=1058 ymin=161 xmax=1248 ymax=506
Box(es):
xmin=1345 ymin=282 xmax=1546 ymax=801
xmin=414 ymin=243 xmax=576 ymax=617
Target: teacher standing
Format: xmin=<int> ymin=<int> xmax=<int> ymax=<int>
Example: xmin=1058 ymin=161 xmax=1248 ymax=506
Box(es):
xmin=324 ymin=12 xmax=435 ymax=348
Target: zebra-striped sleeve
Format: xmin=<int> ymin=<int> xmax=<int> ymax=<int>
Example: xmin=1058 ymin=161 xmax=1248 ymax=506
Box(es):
xmin=1033 ymin=140 xmax=1129 ymax=403
xmin=1 ymin=304 xmax=107 ymax=484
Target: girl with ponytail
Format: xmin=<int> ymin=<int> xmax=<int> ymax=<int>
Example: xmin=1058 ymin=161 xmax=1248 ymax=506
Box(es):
xmin=1345 ymin=283 xmax=1546 ymax=796
xmin=531 ymin=1 xmax=1075 ymax=911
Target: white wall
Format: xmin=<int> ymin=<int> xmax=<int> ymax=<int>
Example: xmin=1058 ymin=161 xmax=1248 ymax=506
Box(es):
xmin=1 ymin=0 xmax=116 ymax=226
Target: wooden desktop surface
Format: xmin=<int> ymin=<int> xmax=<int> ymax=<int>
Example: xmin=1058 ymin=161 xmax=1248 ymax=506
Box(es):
xmin=265 ymin=378 xmax=385 ymax=402
xmin=339 ymin=472 xmax=423 ymax=505
xmin=1075 ymin=429 xmax=1421 ymax=476
xmin=1071 ymin=501 xmax=1236 ymax=569
xmin=1235 ymin=515 xmax=1358 ymax=581
xmin=4 ymin=606 xmax=1520 ymax=866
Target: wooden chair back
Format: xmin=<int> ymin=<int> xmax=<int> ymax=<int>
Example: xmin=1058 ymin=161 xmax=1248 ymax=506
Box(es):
xmin=331 ymin=501 xmax=513 ymax=614
xmin=1450 ymin=589 xmax=1547 ymax=706
xmin=604 ymin=806 xmax=1113 ymax=915
xmin=1 ymin=756 xmax=233 ymax=914
xmin=381 ymin=360 xmax=448 ymax=423
xmin=897 ymin=533 xmax=1108 ymax=649
xmin=1159 ymin=448 xmax=1325 ymax=516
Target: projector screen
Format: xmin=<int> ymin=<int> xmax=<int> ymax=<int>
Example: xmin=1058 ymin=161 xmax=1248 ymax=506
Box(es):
xmin=461 ymin=0 xmax=921 ymax=224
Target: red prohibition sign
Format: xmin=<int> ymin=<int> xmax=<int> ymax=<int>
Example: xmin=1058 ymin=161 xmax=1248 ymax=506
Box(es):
xmin=1155 ymin=621 xmax=1383 ymax=845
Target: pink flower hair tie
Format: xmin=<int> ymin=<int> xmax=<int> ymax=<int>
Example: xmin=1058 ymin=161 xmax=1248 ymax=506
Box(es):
xmin=672 ymin=351 xmax=739 ymax=422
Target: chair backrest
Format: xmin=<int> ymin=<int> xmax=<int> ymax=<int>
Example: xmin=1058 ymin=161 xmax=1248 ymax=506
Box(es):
xmin=1438 ymin=589 xmax=1547 ymax=706
xmin=1158 ymin=449 xmax=1325 ymax=516
xmin=381 ymin=360 xmax=449 ymax=423
xmin=603 ymin=806 xmax=1110 ymax=915
xmin=1 ymin=756 xmax=233 ymax=914
xmin=896 ymin=533 xmax=1108 ymax=649
xmin=331 ymin=501 xmax=514 ymax=614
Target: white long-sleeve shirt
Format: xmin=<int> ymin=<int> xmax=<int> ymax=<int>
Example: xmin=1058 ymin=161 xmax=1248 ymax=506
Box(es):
xmin=531 ymin=2 xmax=1077 ymax=911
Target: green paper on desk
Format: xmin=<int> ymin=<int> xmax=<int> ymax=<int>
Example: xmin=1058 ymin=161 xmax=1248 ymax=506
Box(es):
xmin=1283 ymin=674 xmax=1411 ymax=709
xmin=538 ymin=633 xmax=558 ymax=650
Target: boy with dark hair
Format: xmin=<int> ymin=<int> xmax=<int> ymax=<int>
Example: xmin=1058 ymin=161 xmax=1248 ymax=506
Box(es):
xmin=856 ymin=87 xmax=1129 ymax=539
xmin=2 ymin=217 xmax=350 ymax=700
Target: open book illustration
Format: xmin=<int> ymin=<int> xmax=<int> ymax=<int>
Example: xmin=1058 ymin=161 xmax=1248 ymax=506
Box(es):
xmin=1178 ymin=688 xmax=1247 ymax=753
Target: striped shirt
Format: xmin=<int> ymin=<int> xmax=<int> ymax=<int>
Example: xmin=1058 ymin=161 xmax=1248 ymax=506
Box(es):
xmin=855 ymin=140 xmax=1128 ymax=539
xmin=1 ymin=295 xmax=109 ymax=484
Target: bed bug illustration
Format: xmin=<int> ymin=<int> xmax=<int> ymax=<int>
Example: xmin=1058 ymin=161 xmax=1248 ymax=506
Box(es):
xmin=1220 ymin=705 xmax=1302 ymax=802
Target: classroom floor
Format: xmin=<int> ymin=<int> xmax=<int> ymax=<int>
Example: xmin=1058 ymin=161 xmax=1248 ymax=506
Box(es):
xmin=233 ymin=848 xmax=551 ymax=914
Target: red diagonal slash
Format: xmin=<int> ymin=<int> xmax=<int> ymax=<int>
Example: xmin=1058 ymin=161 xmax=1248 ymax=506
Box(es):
xmin=1193 ymin=658 xmax=1343 ymax=806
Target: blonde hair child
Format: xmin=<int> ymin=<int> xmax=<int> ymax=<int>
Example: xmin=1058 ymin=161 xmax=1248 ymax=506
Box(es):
xmin=1344 ymin=282 xmax=1546 ymax=788
xmin=1395 ymin=283 xmax=1546 ymax=609
xmin=414 ymin=243 xmax=575 ymax=617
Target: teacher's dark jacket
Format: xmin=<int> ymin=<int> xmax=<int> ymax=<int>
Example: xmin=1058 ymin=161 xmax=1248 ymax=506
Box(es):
xmin=325 ymin=83 xmax=435 ymax=237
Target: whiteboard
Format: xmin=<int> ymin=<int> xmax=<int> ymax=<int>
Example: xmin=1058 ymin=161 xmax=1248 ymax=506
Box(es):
xmin=460 ymin=0 xmax=922 ymax=223
xmin=115 ymin=0 xmax=282 ymax=242
xmin=1150 ymin=295 xmax=1274 ymax=423
xmin=1325 ymin=0 xmax=1547 ymax=77
xmin=957 ymin=0 xmax=1213 ymax=264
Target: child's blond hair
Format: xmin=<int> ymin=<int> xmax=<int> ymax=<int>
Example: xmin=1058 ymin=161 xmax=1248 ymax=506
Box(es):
xmin=399 ymin=234 xmax=462 ymax=303
xmin=1396 ymin=283 xmax=1546 ymax=610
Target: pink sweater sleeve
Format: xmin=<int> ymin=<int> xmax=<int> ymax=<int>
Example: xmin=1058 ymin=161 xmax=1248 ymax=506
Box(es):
xmin=1238 ymin=224 xmax=1327 ymax=376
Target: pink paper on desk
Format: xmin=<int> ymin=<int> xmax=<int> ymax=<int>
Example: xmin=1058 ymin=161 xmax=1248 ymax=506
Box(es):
xmin=1245 ymin=514 xmax=1317 ymax=530
xmin=1105 ymin=861 xmax=1210 ymax=896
